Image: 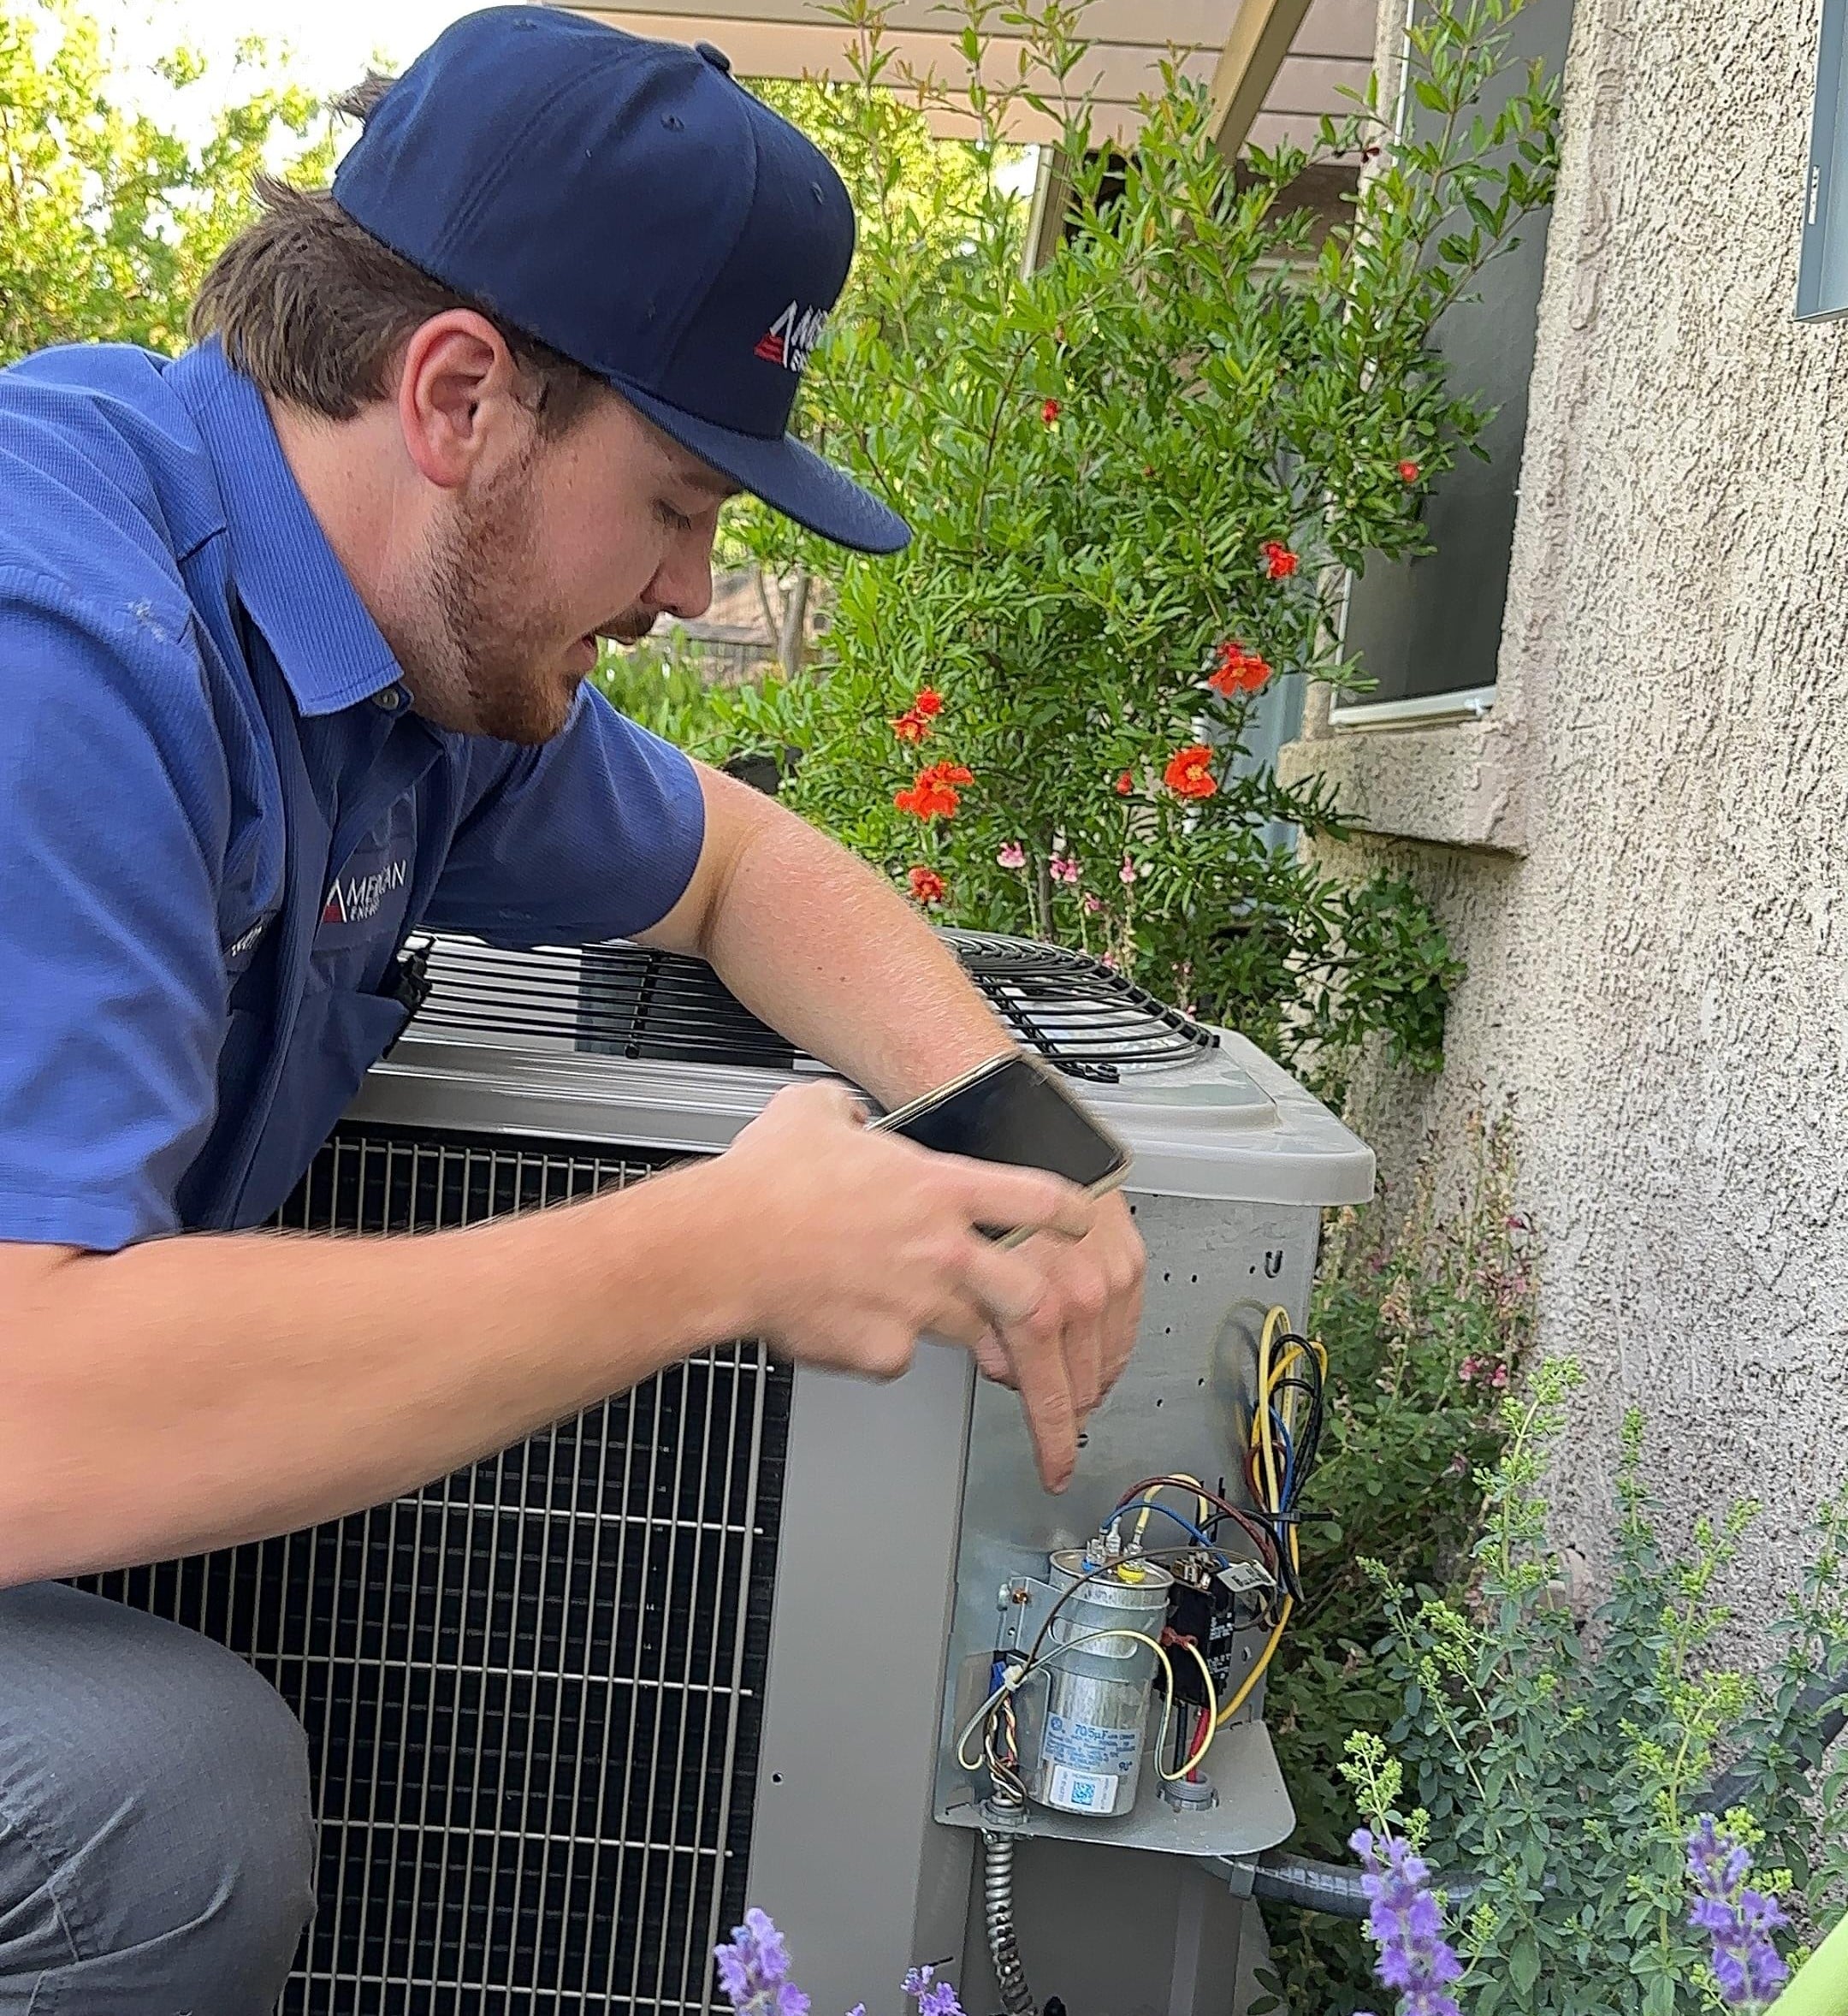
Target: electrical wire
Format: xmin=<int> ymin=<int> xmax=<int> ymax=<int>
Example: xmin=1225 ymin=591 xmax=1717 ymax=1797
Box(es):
xmin=1108 ymin=1498 xmax=1225 ymax=1556
xmin=1217 ymin=1305 xmax=1324 ymax=1728
xmin=957 ymin=1626 xmax=1218 ymax=1790
xmin=1122 ymin=1473 xmax=1211 ymax=1550
xmin=1022 ymin=1545 xmax=1205 ymax=1668
xmin=1118 ymin=1474 xmax=1281 ymax=1575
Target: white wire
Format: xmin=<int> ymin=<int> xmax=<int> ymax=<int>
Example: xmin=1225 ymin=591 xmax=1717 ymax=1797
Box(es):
xmin=957 ymin=1627 xmax=1218 ymax=1787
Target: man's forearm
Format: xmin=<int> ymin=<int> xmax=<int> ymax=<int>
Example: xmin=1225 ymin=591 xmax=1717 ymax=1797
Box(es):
xmin=678 ymin=785 xmax=1011 ymax=1108
xmin=0 ymin=1160 xmax=749 ymax=1586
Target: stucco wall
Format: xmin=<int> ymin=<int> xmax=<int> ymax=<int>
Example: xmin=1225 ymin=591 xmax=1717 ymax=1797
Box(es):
xmin=1301 ymin=0 xmax=1848 ymax=1591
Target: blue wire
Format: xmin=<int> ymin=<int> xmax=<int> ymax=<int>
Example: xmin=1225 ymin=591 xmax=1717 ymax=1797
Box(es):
xmin=1111 ymin=1498 xmax=1226 ymax=1557
xmin=1268 ymin=1408 xmax=1297 ymax=1508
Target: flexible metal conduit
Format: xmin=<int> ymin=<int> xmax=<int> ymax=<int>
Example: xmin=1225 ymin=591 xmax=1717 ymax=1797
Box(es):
xmin=983 ymin=1829 xmax=1036 ymax=2015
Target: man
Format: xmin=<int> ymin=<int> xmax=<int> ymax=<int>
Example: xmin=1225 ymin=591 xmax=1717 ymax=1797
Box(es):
xmin=0 ymin=10 xmax=1146 ymax=2010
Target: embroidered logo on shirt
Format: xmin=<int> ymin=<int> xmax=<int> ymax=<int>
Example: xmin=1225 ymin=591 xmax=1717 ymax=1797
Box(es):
xmin=322 ymin=856 xmax=409 ymax=928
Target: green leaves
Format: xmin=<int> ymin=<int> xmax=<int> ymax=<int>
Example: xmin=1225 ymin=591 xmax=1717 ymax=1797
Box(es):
xmin=1333 ymin=1382 xmax=1848 ymax=2015
xmin=0 ymin=0 xmax=331 ymax=363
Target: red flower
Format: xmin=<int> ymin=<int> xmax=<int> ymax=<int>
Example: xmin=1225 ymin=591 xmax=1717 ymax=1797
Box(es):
xmin=1398 ymin=460 xmax=1421 ymax=483
xmin=1207 ymin=639 xmax=1273 ymax=697
xmin=1041 ymin=398 xmax=1062 ymax=425
xmin=895 ymin=761 xmax=974 ymax=821
xmin=1164 ymin=744 xmax=1218 ymax=801
xmin=914 ymin=687 xmax=944 ymax=718
xmin=1114 ymin=770 xmax=1134 ymax=796
xmin=891 ymin=709 xmax=931 ymax=744
xmin=1262 ymin=540 xmax=1299 ymax=580
xmin=907 ymin=866 xmax=947 ymax=907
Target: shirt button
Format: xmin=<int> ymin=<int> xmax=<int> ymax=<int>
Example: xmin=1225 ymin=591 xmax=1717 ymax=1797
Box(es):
xmin=374 ymin=686 xmax=405 ymax=714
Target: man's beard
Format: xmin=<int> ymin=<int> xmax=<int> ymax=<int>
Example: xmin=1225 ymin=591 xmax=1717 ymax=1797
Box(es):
xmin=389 ymin=448 xmax=650 ymax=744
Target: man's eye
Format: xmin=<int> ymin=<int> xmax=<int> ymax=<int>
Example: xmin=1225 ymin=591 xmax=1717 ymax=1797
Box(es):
xmin=655 ymin=501 xmax=696 ymax=534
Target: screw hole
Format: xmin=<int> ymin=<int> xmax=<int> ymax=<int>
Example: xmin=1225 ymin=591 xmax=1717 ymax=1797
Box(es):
xmin=772 ymin=1771 xmax=784 ymax=1783
xmin=1076 ymin=1432 xmax=1090 ymax=1448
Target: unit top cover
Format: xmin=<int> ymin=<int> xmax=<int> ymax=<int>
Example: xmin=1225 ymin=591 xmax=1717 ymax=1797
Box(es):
xmin=352 ymin=933 xmax=1374 ymax=1207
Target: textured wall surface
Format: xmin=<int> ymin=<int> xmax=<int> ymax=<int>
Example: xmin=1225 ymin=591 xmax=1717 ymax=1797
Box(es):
xmin=1318 ymin=0 xmax=1848 ymax=1593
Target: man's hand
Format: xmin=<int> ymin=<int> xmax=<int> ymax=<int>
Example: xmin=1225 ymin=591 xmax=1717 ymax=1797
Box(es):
xmin=699 ymin=1082 xmax=1145 ymax=1491
xmin=966 ymin=1189 xmax=1146 ymax=1448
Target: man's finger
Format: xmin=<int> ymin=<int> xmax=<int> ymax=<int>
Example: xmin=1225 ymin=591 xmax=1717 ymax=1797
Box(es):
xmin=949 ymin=1160 xmax=1097 ymax=1243
xmin=960 ymin=1241 xmax=1057 ymax=1328
xmin=970 ymin=1325 xmax=1016 ymax=1390
xmin=1006 ymin=1310 xmax=1080 ymax=1493
xmin=921 ymin=1288 xmax=999 ymax=1353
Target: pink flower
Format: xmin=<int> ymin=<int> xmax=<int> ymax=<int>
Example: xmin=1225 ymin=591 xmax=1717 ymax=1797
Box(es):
xmin=1082 ymin=893 xmax=1106 ymax=916
xmin=1459 ymin=1357 xmax=1479 ymax=1384
xmin=1049 ymin=854 xmax=1082 ymax=885
xmin=1490 ymin=1364 xmax=1510 ymax=1390
xmin=996 ymin=840 xmax=1028 ymax=870
xmin=1119 ymin=855 xmax=1138 ymax=886
xmin=1099 ymin=952 xmax=1119 ymax=971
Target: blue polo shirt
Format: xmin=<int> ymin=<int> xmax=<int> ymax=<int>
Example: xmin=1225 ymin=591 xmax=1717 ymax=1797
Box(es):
xmin=0 ymin=340 xmax=706 ymax=1252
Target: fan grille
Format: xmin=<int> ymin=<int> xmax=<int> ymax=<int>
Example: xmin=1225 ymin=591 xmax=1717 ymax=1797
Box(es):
xmin=408 ymin=930 xmax=1215 ymax=1085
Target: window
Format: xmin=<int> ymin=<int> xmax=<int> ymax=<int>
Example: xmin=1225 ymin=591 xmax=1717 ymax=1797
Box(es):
xmin=1800 ymin=0 xmax=1848 ymax=322
xmin=1334 ymin=0 xmax=1576 ymax=725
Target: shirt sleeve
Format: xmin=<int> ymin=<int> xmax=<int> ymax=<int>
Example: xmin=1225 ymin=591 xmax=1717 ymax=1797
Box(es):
xmin=0 ymin=566 xmax=230 ymax=1252
xmin=424 ymin=685 xmax=707 ymax=946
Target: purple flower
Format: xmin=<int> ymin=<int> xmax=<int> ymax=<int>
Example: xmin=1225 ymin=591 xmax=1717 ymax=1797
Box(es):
xmin=904 ymin=1963 xmax=966 ymax=2016
xmin=1350 ymin=1829 xmax=1464 ymax=2016
xmin=714 ymin=1909 xmax=811 ymax=2016
xmin=1686 ymin=1817 xmax=1790 ymax=2010
xmin=715 ymin=1914 xmax=965 ymax=2016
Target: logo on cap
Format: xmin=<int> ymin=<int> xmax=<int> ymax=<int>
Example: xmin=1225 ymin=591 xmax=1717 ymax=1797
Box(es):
xmin=755 ymin=299 xmax=829 ymax=375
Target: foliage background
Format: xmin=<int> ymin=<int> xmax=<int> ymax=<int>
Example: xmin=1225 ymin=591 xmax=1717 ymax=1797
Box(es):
xmin=665 ymin=0 xmax=1558 ymax=1082
xmin=1261 ymin=1109 xmax=1540 ymax=2006
xmin=0 ymin=0 xmax=331 ymax=363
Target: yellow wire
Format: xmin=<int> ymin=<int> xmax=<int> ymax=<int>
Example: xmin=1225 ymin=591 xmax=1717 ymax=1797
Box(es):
xmin=1168 ymin=1636 xmax=1219 ymax=1778
xmin=957 ymin=1627 xmax=1220 ymax=1788
xmin=1217 ymin=1306 xmax=1306 ymax=1728
xmin=1129 ymin=1473 xmax=1212 ymax=1551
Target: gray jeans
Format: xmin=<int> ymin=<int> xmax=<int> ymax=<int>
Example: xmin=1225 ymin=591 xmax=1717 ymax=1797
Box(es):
xmin=0 ymin=1581 xmax=315 ymax=2013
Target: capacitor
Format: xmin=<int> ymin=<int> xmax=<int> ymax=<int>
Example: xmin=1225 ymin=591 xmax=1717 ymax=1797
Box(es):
xmin=1028 ymin=1550 xmax=1173 ymax=1818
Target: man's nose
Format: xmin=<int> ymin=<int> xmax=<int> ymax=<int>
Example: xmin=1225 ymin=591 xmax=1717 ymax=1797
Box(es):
xmin=649 ymin=540 xmax=715 ymax=624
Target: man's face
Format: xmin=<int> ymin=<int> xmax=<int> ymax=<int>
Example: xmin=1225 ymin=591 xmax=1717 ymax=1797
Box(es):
xmin=394 ymin=388 xmax=736 ymax=744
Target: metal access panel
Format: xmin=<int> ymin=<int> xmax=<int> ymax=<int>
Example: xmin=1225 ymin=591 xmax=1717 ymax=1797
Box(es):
xmin=81 ymin=1124 xmax=792 ymax=2016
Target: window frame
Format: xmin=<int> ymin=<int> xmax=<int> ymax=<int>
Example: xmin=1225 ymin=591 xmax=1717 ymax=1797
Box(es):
xmin=1799 ymin=0 xmax=1848 ymax=323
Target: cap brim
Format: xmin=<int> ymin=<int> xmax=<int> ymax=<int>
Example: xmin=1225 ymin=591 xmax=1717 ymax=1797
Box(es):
xmin=610 ymin=377 xmax=910 ymax=556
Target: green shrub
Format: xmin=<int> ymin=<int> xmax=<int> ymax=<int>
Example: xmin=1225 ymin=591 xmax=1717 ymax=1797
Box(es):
xmin=1318 ymin=1366 xmax=1848 ymax=2014
xmin=713 ymin=0 xmax=1559 ymax=1070
xmin=1265 ymin=1108 xmax=1538 ymax=2006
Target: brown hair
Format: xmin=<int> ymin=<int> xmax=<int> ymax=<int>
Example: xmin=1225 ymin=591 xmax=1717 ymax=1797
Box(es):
xmin=190 ymin=75 xmax=601 ymax=436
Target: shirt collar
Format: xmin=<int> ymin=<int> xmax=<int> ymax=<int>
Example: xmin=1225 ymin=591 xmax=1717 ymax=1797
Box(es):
xmin=168 ymin=341 xmax=404 ymax=717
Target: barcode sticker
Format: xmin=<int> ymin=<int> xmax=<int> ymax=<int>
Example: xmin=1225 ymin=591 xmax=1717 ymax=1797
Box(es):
xmin=1049 ymin=1765 xmax=1116 ymax=1812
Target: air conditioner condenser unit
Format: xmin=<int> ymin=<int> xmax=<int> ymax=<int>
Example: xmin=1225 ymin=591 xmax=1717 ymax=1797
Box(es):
xmin=83 ymin=931 xmax=1372 ymax=2016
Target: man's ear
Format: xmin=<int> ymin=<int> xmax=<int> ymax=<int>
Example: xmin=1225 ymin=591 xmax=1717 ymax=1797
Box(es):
xmin=395 ymin=311 xmax=527 ymax=489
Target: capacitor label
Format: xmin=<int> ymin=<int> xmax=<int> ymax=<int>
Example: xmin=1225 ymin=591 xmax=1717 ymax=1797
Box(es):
xmin=1042 ymin=1711 xmax=1140 ymax=1788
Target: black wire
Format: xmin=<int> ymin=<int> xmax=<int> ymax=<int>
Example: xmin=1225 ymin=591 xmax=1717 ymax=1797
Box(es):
xmin=1023 ymin=1546 xmax=1206 ymax=1665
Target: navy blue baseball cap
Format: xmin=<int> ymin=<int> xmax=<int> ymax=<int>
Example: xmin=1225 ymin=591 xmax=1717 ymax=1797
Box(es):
xmin=331 ymin=6 xmax=909 ymax=554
